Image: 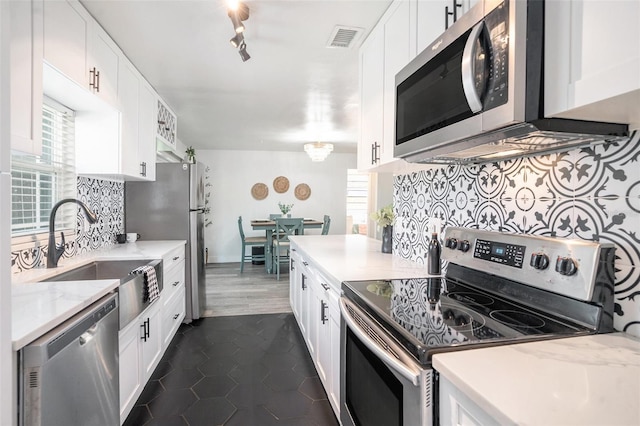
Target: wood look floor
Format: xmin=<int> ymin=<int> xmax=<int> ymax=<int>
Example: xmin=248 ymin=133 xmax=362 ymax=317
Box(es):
xmin=203 ymin=262 xmax=292 ymax=317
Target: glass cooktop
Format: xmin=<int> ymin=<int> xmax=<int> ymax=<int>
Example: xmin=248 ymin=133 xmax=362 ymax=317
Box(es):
xmin=342 ymin=277 xmax=592 ymax=364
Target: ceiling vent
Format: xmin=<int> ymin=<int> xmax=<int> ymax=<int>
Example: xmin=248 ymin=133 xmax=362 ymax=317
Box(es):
xmin=326 ymin=25 xmax=364 ymax=49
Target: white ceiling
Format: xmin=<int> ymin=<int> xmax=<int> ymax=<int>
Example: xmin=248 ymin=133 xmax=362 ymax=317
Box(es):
xmin=80 ymin=0 xmax=392 ymax=154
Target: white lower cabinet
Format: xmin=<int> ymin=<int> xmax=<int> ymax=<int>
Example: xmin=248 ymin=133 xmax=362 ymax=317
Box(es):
xmin=119 ymin=245 xmax=186 ymax=424
xmin=119 ymin=300 xmax=161 ymax=423
xmin=289 ymin=244 xmax=341 ymax=418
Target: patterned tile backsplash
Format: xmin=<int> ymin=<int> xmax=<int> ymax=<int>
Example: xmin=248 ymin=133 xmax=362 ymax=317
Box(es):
xmin=394 ymin=131 xmax=640 ymax=337
xmin=11 ymin=177 xmax=124 ymax=273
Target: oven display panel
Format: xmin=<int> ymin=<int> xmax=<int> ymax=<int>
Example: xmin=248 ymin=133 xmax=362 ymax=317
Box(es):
xmin=474 ymin=239 xmax=525 ymax=268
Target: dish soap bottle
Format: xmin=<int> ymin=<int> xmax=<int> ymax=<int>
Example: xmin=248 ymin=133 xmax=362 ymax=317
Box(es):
xmin=428 ymin=233 xmax=441 ymax=275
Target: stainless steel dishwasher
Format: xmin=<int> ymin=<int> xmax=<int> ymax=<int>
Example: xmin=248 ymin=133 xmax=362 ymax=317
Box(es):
xmin=19 ymin=293 xmax=119 ymax=426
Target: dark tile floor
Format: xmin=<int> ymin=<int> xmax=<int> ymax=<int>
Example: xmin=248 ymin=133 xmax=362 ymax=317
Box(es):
xmin=123 ymin=313 xmax=340 ymax=426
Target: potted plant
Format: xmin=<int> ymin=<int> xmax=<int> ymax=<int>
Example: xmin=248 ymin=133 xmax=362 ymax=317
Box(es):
xmin=278 ymin=202 xmax=294 ymax=217
xmin=185 ymin=146 xmax=196 ymax=163
xmin=370 ymin=204 xmax=395 ymax=253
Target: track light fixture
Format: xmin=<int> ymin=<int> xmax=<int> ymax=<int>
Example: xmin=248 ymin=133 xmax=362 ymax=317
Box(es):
xmin=227 ymin=2 xmax=251 ymax=62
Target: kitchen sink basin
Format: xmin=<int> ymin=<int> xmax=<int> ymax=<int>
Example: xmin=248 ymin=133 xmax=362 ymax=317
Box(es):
xmin=45 ymin=259 xmax=163 ymax=329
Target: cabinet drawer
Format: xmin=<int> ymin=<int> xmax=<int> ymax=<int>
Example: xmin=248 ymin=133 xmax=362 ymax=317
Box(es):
xmin=163 ymin=246 xmax=185 ymax=272
xmin=163 ymin=259 xmax=185 ymax=305
xmin=162 ymin=285 xmax=185 ymax=348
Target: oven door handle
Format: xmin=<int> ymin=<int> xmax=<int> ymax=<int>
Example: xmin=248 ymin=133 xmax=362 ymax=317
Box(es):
xmin=340 ymin=298 xmax=421 ymax=386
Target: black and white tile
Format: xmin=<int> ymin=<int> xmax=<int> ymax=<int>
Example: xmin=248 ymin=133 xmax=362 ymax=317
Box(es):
xmin=393 ymin=131 xmax=640 ymax=337
xmin=11 ymin=177 xmax=125 ymax=273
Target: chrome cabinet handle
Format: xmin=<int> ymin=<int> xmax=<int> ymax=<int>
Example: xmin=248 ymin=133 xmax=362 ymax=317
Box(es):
xmin=173 ymin=256 xmax=180 ymax=261
xmin=321 ymin=300 xmax=328 ymax=324
xmin=173 ymin=281 xmax=179 ymax=286
xmin=461 ymin=21 xmax=485 ymax=113
xmin=321 ymin=283 xmax=330 ymax=291
xmin=173 ymin=314 xmax=179 ymax=320
xmin=301 ymin=274 xmax=307 ymax=290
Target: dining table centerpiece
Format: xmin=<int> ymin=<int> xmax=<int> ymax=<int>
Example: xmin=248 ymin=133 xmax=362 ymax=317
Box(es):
xmin=278 ymin=202 xmax=294 ymax=217
xmin=370 ymin=204 xmax=395 ymax=253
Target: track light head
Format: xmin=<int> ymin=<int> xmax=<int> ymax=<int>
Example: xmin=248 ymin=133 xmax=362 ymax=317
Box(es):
xmin=230 ymin=33 xmax=244 ymax=48
xmin=239 ymin=42 xmax=251 ymax=62
xmin=227 ymin=2 xmax=249 ymax=33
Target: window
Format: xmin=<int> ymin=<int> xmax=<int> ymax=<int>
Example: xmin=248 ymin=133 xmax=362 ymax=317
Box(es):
xmin=346 ymin=170 xmax=369 ymax=234
xmin=11 ymin=99 xmax=76 ymax=236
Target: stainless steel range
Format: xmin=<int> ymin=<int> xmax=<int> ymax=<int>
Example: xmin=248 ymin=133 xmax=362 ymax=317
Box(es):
xmin=339 ymin=227 xmax=615 ymax=426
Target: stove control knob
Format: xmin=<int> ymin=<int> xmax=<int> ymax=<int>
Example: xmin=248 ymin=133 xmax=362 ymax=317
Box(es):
xmin=555 ymin=256 xmax=578 ymax=276
xmin=457 ymin=240 xmax=471 ymax=252
xmin=530 ymin=252 xmax=550 ymax=270
xmin=445 ymin=238 xmax=457 ymax=249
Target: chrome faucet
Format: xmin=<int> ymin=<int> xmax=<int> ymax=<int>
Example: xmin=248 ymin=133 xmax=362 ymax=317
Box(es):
xmin=47 ymin=198 xmax=98 ymax=268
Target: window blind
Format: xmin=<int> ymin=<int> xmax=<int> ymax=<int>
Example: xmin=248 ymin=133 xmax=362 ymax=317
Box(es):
xmin=11 ymin=99 xmax=77 ymax=235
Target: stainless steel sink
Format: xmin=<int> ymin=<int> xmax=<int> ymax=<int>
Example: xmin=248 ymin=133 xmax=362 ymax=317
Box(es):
xmin=46 ymin=259 xmax=163 ymax=329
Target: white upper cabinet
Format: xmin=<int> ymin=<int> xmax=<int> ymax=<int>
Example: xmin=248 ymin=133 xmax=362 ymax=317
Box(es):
xmin=357 ymin=0 xmax=431 ymax=174
xmin=545 ymin=0 xmax=640 ymax=130
xmin=139 ymin=81 xmax=157 ymax=181
xmin=88 ymin=24 xmax=119 ymax=107
xmin=156 ymin=97 xmax=178 ymax=155
xmin=43 ymin=0 xmax=88 ymax=87
xmin=43 ymin=0 xmax=118 ymax=108
xmin=118 ymin=59 xmax=141 ymax=178
xmin=10 ymin=0 xmax=43 ymax=155
xmin=357 ymin=24 xmax=384 ymax=171
xmin=381 ymin=0 xmax=412 ymax=165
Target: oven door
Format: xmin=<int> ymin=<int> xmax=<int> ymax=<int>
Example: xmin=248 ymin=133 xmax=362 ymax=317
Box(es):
xmin=340 ymin=298 xmax=434 ymax=426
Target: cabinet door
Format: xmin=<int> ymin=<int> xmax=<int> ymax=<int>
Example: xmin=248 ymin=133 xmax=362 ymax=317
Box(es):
xmin=10 ymin=0 xmax=43 ymax=155
xmin=417 ymin=0 xmax=448 ymax=54
xmin=329 ymin=303 xmax=341 ymax=413
xmin=381 ymin=0 xmax=412 ymax=165
xmin=141 ymin=302 xmax=163 ymax=382
xmin=357 ymin=25 xmax=384 ymax=171
xmin=119 ymin=320 xmax=143 ymax=422
xmin=43 ymin=0 xmax=87 ymax=87
xmin=289 ymin=253 xmax=300 ymax=318
xmin=88 ymin=24 xmax=119 ymax=107
xmin=118 ymin=59 xmax=141 ymax=178
xmin=316 ymin=291 xmax=331 ymax=385
xmin=306 ymin=276 xmax=320 ymax=361
xmin=162 ymin=284 xmax=186 ymax=349
xmin=138 ymin=81 xmax=157 ymax=181
xmin=299 ymin=271 xmax=310 ymax=338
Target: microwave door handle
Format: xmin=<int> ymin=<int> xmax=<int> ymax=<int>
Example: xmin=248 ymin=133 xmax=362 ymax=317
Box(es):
xmin=461 ymin=21 xmax=485 ymax=113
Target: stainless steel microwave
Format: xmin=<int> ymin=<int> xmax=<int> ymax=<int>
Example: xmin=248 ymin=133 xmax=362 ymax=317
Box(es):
xmin=394 ymin=0 xmax=627 ymax=165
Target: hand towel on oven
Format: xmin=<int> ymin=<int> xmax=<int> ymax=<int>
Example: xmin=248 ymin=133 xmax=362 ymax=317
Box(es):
xmin=131 ymin=265 xmax=160 ymax=303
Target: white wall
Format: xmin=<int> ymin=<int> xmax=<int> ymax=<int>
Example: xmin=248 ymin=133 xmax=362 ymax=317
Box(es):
xmin=197 ymin=149 xmax=356 ymax=263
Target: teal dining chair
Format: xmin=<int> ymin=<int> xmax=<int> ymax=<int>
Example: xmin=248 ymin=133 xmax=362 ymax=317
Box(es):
xmin=238 ymin=216 xmax=268 ymax=273
xmin=321 ymin=215 xmax=331 ymax=235
xmin=272 ymin=217 xmax=304 ymax=280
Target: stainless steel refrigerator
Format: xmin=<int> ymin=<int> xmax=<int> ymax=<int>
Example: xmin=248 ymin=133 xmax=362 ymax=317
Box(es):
xmin=125 ymin=162 xmax=206 ymax=323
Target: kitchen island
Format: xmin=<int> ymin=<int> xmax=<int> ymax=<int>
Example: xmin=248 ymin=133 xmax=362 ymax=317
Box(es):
xmin=433 ymin=333 xmax=640 ymax=425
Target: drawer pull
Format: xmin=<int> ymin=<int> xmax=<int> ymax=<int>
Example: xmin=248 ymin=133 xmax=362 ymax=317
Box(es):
xmin=303 ymin=261 xmax=309 ymax=266
xmin=321 ymin=283 xmax=330 ymax=291
xmin=173 ymin=281 xmax=179 ymax=286
xmin=173 ymin=314 xmax=179 ymax=320
xmin=173 ymin=256 xmax=180 ymax=261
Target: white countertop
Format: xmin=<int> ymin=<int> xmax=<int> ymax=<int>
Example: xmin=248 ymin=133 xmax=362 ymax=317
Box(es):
xmin=12 ymin=279 xmax=119 ymax=350
xmin=11 ymin=240 xmax=186 ymax=350
xmin=288 ymin=235 xmax=434 ymax=283
xmin=433 ymin=333 xmax=640 ymax=426
xmin=13 ymin=240 xmax=186 ymax=284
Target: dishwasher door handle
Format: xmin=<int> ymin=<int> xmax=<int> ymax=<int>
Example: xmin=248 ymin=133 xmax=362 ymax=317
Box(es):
xmin=79 ymin=324 xmax=98 ymax=345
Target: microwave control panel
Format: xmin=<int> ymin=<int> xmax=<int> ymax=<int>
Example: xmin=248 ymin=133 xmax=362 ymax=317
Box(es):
xmin=483 ymin=0 xmax=509 ymax=111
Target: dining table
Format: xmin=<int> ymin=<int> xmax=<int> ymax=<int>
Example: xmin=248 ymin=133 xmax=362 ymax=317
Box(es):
xmin=251 ymin=218 xmax=323 ymax=274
